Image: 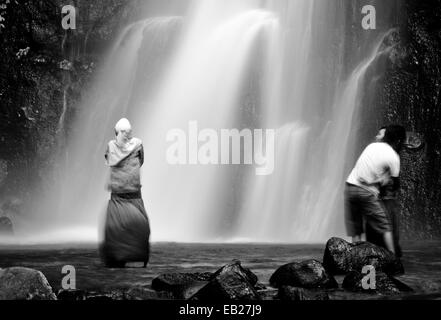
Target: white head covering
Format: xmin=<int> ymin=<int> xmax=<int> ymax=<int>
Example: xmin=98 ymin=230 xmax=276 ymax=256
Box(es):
xmin=106 ymin=118 xmax=142 ymax=167
xmin=115 ymin=118 xmax=132 ymax=133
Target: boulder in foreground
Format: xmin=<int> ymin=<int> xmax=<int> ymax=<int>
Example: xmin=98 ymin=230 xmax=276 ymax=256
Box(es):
xmin=191 ymin=261 xmax=260 ymax=301
xmin=270 ymin=259 xmax=338 ymax=289
xmin=0 ymin=267 xmax=56 ymax=300
xmin=152 ymin=272 xmax=212 ymax=299
xmin=323 ymin=237 xmax=404 ymax=275
xmin=342 ymin=270 xmax=413 ymax=294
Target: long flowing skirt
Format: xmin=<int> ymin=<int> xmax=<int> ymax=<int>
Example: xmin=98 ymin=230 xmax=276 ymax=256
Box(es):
xmin=100 ymin=192 xmax=150 ymax=267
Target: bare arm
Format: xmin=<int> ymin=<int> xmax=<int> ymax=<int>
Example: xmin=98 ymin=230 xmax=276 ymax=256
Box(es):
xmin=391 ymin=176 xmax=400 ymax=192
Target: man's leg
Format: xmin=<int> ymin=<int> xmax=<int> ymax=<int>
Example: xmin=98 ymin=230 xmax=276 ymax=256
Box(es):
xmin=384 ymin=199 xmax=402 ymax=257
xmin=344 ymin=184 xmax=364 ymax=243
xmin=383 ymin=231 xmax=395 ymax=254
xmin=362 ymin=192 xmax=396 ymax=254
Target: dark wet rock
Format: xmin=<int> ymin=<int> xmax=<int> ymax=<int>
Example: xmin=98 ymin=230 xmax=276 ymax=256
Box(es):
xmin=0 ymin=216 xmax=13 ymax=236
xmin=124 ymin=287 xmax=174 ymax=300
xmin=191 ymin=261 xmax=260 ymax=301
xmin=323 ymin=238 xmax=352 ymax=273
xmin=278 ymin=286 xmax=330 ymax=301
xmin=152 ymin=272 xmax=212 ymax=298
xmin=176 ymin=281 xmax=209 ymax=300
xmin=0 ymin=267 xmax=56 ymax=300
xmin=323 ymin=238 xmax=404 ymax=275
xmin=210 ymin=260 xmax=258 ymax=286
xmin=191 ymin=274 xmax=260 ymax=301
xmin=342 ymin=270 xmax=413 ymax=294
xmin=270 ymin=259 xmax=338 ymax=289
xmin=373 ymin=1 xmax=441 ymax=240
xmin=57 ymin=289 xmax=87 ymax=301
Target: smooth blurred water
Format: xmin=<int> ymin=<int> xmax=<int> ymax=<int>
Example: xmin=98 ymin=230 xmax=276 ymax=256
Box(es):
xmin=22 ymin=0 xmax=399 ymax=244
xmin=0 ymin=242 xmax=440 ymax=299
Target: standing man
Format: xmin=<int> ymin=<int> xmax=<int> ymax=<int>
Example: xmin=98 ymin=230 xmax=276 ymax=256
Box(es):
xmin=344 ymin=125 xmax=407 ymax=255
xmin=366 ymin=127 xmax=403 ymax=257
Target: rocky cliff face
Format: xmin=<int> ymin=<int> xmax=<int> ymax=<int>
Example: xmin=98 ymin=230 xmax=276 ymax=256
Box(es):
xmin=373 ymin=0 xmax=441 ymax=239
xmin=0 ymin=0 xmax=440 ymax=239
xmin=0 ymin=0 xmax=134 ymax=199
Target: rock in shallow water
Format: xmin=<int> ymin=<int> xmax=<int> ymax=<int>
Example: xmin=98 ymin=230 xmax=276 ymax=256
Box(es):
xmin=191 ymin=261 xmax=260 ymax=301
xmin=152 ymin=272 xmax=212 ymax=299
xmin=323 ymin=237 xmax=404 ymax=275
xmin=209 ymin=260 xmax=258 ymax=286
xmin=0 ymin=267 xmax=56 ymax=300
xmin=270 ymin=259 xmax=338 ymax=289
xmin=342 ymin=271 xmax=413 ymax=294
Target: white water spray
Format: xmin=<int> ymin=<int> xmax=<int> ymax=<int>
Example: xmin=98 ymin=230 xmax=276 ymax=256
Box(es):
xmin=20 ymin=1 xmax=397 ymax=244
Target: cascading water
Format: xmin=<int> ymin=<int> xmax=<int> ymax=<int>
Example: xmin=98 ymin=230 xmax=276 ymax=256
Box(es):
xmin=20 ymin=0 xmax=399 ymax=244
xmin=16 ymin=17 xmax=183 ymax=243
xmin=236 ymin=29 xmax=397 ymax=243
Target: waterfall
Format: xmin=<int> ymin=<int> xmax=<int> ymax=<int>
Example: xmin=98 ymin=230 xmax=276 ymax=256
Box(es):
xmin=18 ymin=17 xmax=182 ymax=243
xmin=21 ymin=0 xmax=398 ymax=244
xmin=236 ymin=29 xmax=397 ymax=243
xmin=135 ymin=5 xmax=281 ymax=242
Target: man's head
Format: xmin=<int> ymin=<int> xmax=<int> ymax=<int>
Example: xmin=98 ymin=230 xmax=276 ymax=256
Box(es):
xmin=375 ymin=127 xmax=387 ymax=142
xmin=382 ymin=125 xmax=406 ymax=152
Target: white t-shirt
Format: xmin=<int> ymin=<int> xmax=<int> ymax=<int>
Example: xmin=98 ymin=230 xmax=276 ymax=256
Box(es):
xmin=347 ymin=142 xmax=400 ymax=196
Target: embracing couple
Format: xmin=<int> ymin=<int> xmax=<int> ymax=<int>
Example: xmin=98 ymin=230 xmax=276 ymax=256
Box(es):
xmin=345 ymin=125 xmax=407 ymax=257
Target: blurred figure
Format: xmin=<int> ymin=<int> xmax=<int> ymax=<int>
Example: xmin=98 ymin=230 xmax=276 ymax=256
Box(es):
xmin=345 ymin=125 xmax=407 ymax=255
xmin=366 ymin=126 xmax=403 ymax=257
xmin=100 ymin=118 xmax=150 ymax=268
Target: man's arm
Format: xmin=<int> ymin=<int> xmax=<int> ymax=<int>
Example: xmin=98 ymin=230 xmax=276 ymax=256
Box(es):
xmin=391 ymin=176 xmax=400 ymax=192
xmin=389 ymin=153 xmax=401 ymax=192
